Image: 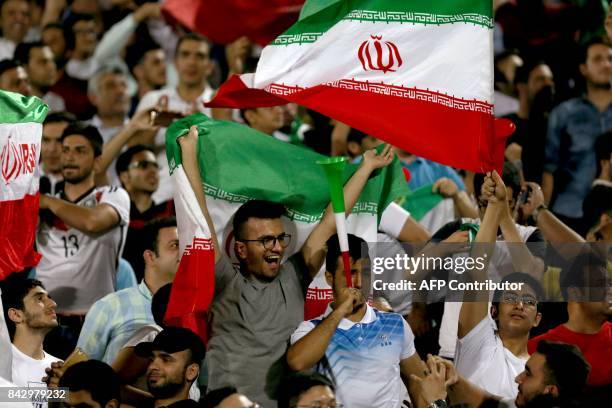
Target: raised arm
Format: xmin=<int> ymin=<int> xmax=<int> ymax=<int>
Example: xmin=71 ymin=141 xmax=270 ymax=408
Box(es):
xmin=95 ymin=109 xmax=159 ymax=186
xmin=458 ymin=171 xmax=504 ymax=339
xmin=287 ymin=288 xmax=360 ymax=371
xmin=522 ymin=182 xmax=584 ymax=243
xmin=177 ymin=126 xmax=221 ymax=262
xmin=300 ymin=145 xmax=395 ymax=278
xmin=432 ymin=177 xmax=479 ymax=219
xmin=40 ymin=197 xmax=120 ymax=234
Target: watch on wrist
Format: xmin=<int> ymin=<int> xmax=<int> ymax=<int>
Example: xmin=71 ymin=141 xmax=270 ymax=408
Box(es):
xmin=428 ymin=399 xmax=448 ymax=408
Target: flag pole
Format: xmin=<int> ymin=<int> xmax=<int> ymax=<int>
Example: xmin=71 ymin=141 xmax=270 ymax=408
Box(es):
xmin=317 ymin=157 xmax=352 ymax=288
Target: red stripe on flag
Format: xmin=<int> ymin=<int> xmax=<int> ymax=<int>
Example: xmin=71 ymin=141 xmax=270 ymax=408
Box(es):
xmin=161 ymin=0 xmax=303 ymax=46
xmin=207 ymin=76 xmax=509 ymax=173
xmin=164 ymin=237 xmax=215 ymax=345
xmin=0 ymin=192 xmax=41 ymax=280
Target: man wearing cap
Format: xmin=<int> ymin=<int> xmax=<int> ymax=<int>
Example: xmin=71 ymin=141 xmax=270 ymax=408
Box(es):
xmin=135 ymin=327 xmax=205 ymax=407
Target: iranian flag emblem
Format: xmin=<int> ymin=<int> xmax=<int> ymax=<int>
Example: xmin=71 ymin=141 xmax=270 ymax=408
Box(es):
xmin=209 ymin=0 xmax=510 ymax=173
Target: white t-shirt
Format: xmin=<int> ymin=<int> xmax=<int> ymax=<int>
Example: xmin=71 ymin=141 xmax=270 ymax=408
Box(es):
xmin=36 ymin=185 xmax=130 ymax=313
xmin=135 ymin=86 xmax=215 ymax=204
xmin=455 ymin=316 xmax=527 ymax=400
xmin=0 ymin=38 xmax=15 ymax=60
xmin=291 ymin=305 xmax=416 ymax=408
xmin=11 ymin=345 xmax=61 ymax=408
xmin=0 ymin=375 xmax=33 ymax=407
xmin=438 ymin=220 xmax=539 ymax=358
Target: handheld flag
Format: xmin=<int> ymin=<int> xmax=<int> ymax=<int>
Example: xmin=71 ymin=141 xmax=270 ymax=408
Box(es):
xmin=208 ymin=0 xmax=509 ymax=173
xmin=317 ymin=156 xmax=352 ymax=287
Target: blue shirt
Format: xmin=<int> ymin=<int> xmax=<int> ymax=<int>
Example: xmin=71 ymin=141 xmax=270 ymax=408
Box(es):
xmin=545 ymin=97 xmax=612 ymax=217
xmin=402 ymin=157 xmax=466 ymax=191
xmin=77 ymin=280 xmax=154 ymax=364
xmin=291 ymin=305 xmax=416 ymax=408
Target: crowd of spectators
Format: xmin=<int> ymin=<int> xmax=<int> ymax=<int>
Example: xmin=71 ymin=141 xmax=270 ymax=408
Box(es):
xmin=0 ymin=0 xmax=610 ymax=407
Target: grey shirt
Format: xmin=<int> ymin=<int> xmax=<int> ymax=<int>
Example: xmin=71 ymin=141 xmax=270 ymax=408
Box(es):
xmin=206 ymin=254 xmax=310 ymax=407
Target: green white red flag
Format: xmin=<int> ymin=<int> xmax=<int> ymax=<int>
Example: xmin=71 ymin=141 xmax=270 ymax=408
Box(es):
xmin=208 ymin=0 xmax=510 ymax=172
xmin=0 ymin=91 xmax=47 ymax=280
xmin=164 ymin=113 xmax=408 ymax=342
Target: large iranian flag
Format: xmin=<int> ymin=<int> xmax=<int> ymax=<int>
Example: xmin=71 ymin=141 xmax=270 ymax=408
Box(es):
xmin=0 ymin=91 xmax=47 ymax=280
xmin=164 ymin=113 xmax=408 ymax=341
xmin=208 ymin=0 xmax=508 ymax=173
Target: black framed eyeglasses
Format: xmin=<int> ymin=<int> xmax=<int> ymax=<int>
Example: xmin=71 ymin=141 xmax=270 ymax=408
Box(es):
xmin=237 ymin=233 xmax=292 ymax=250
xmin=129 ymin=160 xmax=159 ymax=170
xmin=502 ymin=292 xmax=538 ymax=307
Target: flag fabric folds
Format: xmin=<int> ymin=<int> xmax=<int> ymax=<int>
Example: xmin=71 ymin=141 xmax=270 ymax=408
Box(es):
xmin=0 ymin=90 xmax=47 ymax=280
xmin=161 ymin=0 xmax=304 ymax=46
xmin=208 ymin=0 xmax=507 ymax=173
xmin=164 ymin=113 xmax=408 ymax=342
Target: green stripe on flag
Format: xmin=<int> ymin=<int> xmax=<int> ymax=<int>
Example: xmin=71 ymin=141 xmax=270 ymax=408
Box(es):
xmin=166 ymin=113 xmax=408 ymax=223
xmin=396 ymin=184 xmax=444 ymax=221
xmin=274 ymin=0 xmax=493 ymax=45
xmin=0 ymin=91 xmax=48 ymax=124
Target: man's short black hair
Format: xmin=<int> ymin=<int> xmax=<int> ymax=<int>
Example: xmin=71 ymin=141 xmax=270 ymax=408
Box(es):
xmin=13 ymin=41 xmax=47 ymax=65
xmin=176 ymin=32 xmax=211 ymax=56
xmin=115 ymin=144 xmax=155 ymax=176
xmin=63 ymin=13 xmax=96 ymax=51
xmin=44 ymin=111 xmax=76 ymax=126
xmin=492 ymin=272 xmax=545 ymax=313
xmin=232 ymin=200 xmax=286 ymax=240
xmin=0 ymin=58 xmax=21 ymax=77
xmin=152 ymin=283 xmax=172 ymax=327
xmin=125 ymin=40 xmax=163 ymax=74
xmin=1 ymin=277 xmax=45 ymax=339
xmin=60 ymin=122 xmax=103 ymax=157
xmin=200 ymin=386 xmax=238 ymax=408
xmin=559 ymin=252 xmax=607 ymax=301
xmin=59 ymin=360 xmax=121 ymax=406
xmin=514 ymin=60 xmax=548 ymax=85
xmin=473 ymin=162 xmax=522 ymax=203
xmin=278 ymin=372 xmax=335 ymax=408
xmin=325 ymin=233 xmax=369 ymax=275
xmin=579 ymin=37 xmax=611 ymax=65
xmin=347 ymin=128 xmax=368 ymax=145
xmin=536 ymin=340 xmax=590 ymax=401
xmin=141 ymin=217 xmax=178 ymax=255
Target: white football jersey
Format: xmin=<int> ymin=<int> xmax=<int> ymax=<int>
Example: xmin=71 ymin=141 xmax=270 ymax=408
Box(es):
xmin=36 ymin=185 xmax=130 ymax=314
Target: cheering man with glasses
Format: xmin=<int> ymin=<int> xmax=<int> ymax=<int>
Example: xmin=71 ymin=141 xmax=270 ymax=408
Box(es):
xmin=178 ymin=126 xmax=395 ymax=407
xmin=116 ymin=145 xmax=174 ymax=278
xmin=455 ymin=170 xmax=544 ymax=401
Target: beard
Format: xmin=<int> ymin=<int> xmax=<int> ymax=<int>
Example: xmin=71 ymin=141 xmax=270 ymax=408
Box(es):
xmin=62 ymin=167 xmax=93 ymax=184
xmin=588 ymin=78 xmax=612 ymax=90
xmin=521 ymin=393 xmax=563 ymax=408
xmin=24 ymin=311 xmax=57 ymax=330
xmin=147 ymin=374 xmax=187 ymax=399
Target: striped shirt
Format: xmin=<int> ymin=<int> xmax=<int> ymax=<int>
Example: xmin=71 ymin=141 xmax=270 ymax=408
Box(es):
xmin=77 ymin=280 xmax=154 ymax=364
xmin=291 ymin=305 xmax=416 ymax=408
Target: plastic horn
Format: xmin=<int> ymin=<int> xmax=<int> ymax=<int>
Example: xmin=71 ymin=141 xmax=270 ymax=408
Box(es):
xmin=317 ymin=157 xmax=352 ymax=288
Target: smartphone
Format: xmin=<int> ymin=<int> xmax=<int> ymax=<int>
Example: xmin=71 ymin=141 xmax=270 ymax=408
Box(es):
xmin=149 ymin=110 xmax=185 ymax=127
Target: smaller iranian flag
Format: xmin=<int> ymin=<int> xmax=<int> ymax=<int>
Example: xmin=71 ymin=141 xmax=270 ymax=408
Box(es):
xmin=164 ymin=114 xmax=408 ymax=341
xmin=208 ymin=0 xmax=510 ymax=173
xmin=317 ymin=156 xmax=352 ymax=287
xmin=0 ymin=91 xmax=47 ymax=279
